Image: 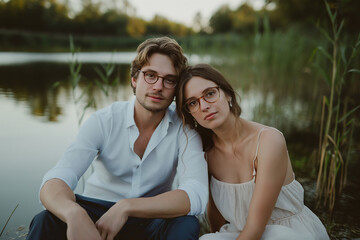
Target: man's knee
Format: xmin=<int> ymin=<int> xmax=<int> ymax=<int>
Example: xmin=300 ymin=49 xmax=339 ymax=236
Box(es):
xmin=165 ymin=216 xmax=200 ymax=240
xmin=26 ymin=210 xmax=66 ymax=240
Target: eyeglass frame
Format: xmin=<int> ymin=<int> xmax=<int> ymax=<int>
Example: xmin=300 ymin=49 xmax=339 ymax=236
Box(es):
xmin=184 ymin=86 xmax=221 ymax=113
xmin=138 ymin=70 xmax=178 ymax=89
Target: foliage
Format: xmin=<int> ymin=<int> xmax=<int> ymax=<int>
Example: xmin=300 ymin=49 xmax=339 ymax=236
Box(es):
xmin=0 ymin=0 xmax=192 ymax=37
xmin=232 ymin=4 xmax=258 ymax=34
xmin=1 ymin=0 xmax=359 ymax=44
xmin=312 ymin=1 xmax=360 ymax=214
xmin=127 ymin=17 xmax=147 ymax=37
xmin=66 ymin=36 xmax=121 ymax=126
xmin=209 ymin=5 xmax=233 ymax=33
xmin=268 ymin=0 xmax=360 ymax=33
xmin=208 ymin=0 xmax=359 ymax=34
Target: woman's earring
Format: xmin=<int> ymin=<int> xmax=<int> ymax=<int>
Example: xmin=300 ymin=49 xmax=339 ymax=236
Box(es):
xmin=229 ymin=97 xmax=233 ymax=108
xmin=194 ymin=119 xmax=198 ymax=128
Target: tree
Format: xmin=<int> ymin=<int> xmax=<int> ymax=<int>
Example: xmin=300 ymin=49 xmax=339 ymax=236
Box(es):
xmin=146 ymin=15 xmax=172 ymax=35
xmin=209 ymin=5 xmax=233 ymax=33
xmin=232 ymin=3 xmax=257 ymax=33
xmin=126 ymin=17 xmax=146 ymax=37
xmin=267 ymin=0 xmax=360 ymax=33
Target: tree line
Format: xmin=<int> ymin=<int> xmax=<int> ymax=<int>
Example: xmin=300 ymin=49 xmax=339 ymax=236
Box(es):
xmin=0 ymin=0 xmax=358 ymax=38
xmin=0 ymin=0 xmax=192 ymax=37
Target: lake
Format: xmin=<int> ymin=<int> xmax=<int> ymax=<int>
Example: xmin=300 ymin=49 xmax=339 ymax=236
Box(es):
xmin=0 ymin=51 xmax=359 ymax=239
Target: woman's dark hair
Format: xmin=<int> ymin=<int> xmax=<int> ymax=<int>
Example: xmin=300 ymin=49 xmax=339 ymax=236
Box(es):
xmin=176 ymin=64 xmax=241 ymax=151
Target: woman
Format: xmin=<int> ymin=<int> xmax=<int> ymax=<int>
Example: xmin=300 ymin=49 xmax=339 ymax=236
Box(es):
xmin=176 ymin=64 xmax=329 ymax=240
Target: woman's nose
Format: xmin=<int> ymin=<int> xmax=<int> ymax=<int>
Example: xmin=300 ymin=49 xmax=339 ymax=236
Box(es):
xmin=199 ymin=98 xmax=210 ymax=111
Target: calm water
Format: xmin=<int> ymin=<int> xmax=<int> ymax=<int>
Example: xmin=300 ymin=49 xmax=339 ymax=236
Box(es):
xmin=0 ymin=52 xmax=359 ymax=239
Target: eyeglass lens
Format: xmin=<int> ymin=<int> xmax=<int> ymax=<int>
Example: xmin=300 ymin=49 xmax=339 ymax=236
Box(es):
xmin=140 ymin=70 xmax=177 ymax=88
xmin=186 ymin=87 xmax=220 ymax=112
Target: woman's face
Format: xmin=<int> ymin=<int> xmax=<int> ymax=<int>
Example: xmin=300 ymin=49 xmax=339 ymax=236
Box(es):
xmin=184 ymin=76 xmax=231 ymax=130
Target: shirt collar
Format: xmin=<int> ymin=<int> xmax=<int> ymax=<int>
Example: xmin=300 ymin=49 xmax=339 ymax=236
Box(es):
xmin=126 ymin=97 xmax=136 ymax=128
xmin=126 ymin=97 xmax=175 ymax=129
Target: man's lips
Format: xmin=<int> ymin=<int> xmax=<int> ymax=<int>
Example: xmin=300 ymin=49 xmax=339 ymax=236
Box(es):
xmin=147 ymin=94 xmax=164 ymax=100
xmin=204 ymin=112 xmax=216 ymax=120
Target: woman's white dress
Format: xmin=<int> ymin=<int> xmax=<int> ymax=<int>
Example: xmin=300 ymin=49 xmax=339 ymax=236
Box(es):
xmin=200 ymin=128 xmax=329 ymax=240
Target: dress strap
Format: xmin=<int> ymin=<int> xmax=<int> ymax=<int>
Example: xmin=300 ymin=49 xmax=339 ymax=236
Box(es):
xmin=252 ymin=127 xmax=267 ymax=176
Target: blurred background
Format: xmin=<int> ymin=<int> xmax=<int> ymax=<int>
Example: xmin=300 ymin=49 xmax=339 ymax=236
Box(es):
xmin=0 ymin=0 xmax=359 ymax=239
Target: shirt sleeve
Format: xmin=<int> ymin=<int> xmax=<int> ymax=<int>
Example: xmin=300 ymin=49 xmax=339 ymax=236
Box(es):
xmin=40 ymin=113 xmax=105 ymax=192
xmin=176 ymin=126 xmax=209 ymax=216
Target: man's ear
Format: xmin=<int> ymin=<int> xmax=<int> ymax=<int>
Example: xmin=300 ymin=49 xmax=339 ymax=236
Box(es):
xmin=131 ymin=77 xmax=137 ymax=89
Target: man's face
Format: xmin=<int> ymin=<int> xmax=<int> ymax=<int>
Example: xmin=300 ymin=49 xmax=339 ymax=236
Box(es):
xmin=132 ymin=53 xmax=177 ymax=113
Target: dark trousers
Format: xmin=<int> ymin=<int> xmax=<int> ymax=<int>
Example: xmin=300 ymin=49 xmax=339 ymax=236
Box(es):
xmin=26 ymin=194 xmax=200 ymax=240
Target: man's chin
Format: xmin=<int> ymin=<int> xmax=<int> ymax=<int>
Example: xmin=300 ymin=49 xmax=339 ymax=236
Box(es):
xmin=143 ymin=102 xmax=170 ymax=113
xmin=144 ymin=106 xmax=168 ymax=113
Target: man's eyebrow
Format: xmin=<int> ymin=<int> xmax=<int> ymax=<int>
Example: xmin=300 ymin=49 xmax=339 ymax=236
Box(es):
xmin=141 ymin=68 xmax=177 ymax=77
xmin=141 ymin=68 xmax=156 ymax=72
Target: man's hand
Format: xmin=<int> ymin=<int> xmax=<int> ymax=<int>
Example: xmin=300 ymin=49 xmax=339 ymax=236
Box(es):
xmin=95 ymin=199 xmax=131 ymax=240
xmin=66 ymin=206 xmax=102 ymax=240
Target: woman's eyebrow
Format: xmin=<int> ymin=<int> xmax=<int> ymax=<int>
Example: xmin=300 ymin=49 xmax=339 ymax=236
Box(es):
xmin=165 ymin=74 xmax=177 ymax=77
xmin=185 ymin=86 xmax=217 ymax=101
xmin=201 ymin=86 xmax=217 ymax=94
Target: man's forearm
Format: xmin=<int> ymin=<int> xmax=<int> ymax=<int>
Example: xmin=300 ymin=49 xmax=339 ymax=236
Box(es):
xmin=40 ymin=179 xmax=103 ymax=240
xmin=40 ymin=178 xmax=83 ymax=223
xmin=124 ymin=189 xmax=191 ymax=218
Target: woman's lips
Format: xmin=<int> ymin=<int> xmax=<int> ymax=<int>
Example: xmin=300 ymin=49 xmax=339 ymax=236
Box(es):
xmin=204 ymin=112 xmax=216 ymax=120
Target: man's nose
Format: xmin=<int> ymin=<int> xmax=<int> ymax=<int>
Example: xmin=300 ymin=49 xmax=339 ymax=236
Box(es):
xmin=152 ymin=77 xmax=164 ymax=90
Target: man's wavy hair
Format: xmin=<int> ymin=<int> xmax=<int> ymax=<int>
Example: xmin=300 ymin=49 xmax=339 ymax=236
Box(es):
xmin=130 ymin=37 xmax=188 ymax=93
xmin=176 ymin=64 xmax=242 ymax=151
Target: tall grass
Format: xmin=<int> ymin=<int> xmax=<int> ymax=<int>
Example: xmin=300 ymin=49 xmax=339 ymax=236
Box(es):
xmin=64 ymin=36 xmax=121 ymax=126
xmin=313 ymin=2 xmax=360 ymax=214
xmin=0 ymin=204 xmax=19 ymax=238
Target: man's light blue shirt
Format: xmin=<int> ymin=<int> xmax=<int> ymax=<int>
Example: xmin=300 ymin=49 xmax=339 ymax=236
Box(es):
xmin=41 ymin=98 xmax=208 ymax=215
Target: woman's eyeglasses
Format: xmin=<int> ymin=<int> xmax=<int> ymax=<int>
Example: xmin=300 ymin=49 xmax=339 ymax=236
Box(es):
xmin=184 ymin=87 xmax=220 ymax=113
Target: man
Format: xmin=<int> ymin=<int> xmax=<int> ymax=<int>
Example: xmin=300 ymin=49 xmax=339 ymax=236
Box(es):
xmin=26 ymin=37 xmax=208 ymax=240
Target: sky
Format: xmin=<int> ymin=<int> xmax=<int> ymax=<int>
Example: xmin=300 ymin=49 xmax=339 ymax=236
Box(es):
xmin=68 ymin=0 xmax=265 ymax=27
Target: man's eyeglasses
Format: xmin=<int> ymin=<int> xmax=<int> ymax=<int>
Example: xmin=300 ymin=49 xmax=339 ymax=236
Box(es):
xmin=138 ymin=70 xmax=177 ymax=89
xmin=184 ymin=87 xmax=220 ymax=113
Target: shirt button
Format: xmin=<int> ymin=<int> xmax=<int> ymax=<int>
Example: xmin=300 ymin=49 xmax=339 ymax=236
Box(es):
xmin=136 ymin=165 xmax=140 ymax=169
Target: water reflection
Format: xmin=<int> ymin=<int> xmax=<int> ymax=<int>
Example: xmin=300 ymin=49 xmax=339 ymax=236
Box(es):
xmin=0 ymin=52 xmax=212 ymax=66
xmin=0 ymin=52 xmax=137 ymax=65
xmin=0 ymin=63 xmax=132 ymax=122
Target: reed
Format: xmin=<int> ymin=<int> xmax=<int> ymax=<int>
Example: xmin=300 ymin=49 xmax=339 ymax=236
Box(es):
xmin=0 ymin=204 xmax=19 ymax=237
xmin=65 ymin=36 xmax=121 ymax=126
xmin=314 ymin=1 xmax=360 ymax=213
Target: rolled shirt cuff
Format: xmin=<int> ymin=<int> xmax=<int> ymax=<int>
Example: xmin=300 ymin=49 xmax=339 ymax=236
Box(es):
xmin=178 ymin=179 xmax=208 ymax=216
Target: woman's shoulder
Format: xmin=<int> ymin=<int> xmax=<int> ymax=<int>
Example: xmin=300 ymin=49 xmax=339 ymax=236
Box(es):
xmin=255 ymin=128 xmax=287 ymax=167
xmin=240 ymin=119 xmax=276 ymax=135
xmin=242 ymin=120 xmax=287 ymax=154
xmin=243 ymin=119 xmax=284 ymax=139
